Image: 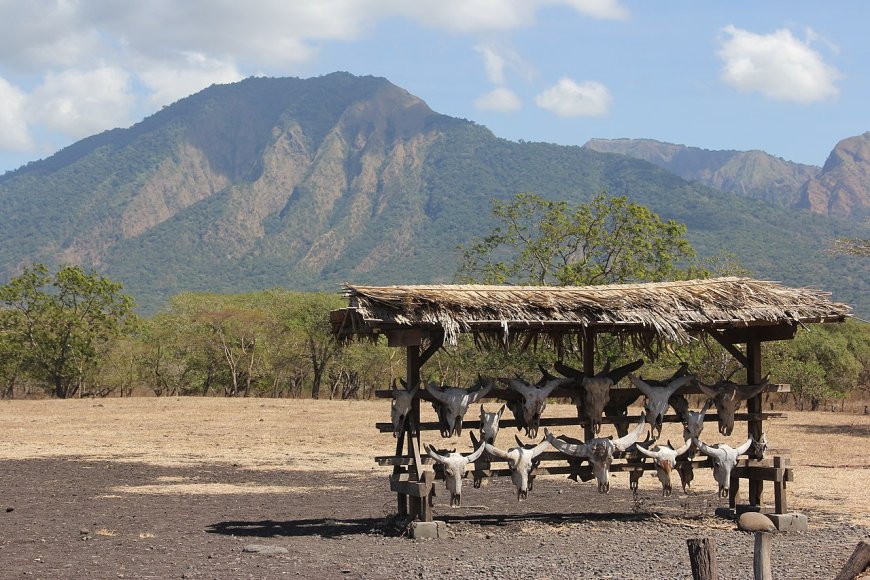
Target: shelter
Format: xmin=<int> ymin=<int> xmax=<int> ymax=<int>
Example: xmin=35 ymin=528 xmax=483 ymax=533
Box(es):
xmin=330 ymin=277 xmax=850 ymax=524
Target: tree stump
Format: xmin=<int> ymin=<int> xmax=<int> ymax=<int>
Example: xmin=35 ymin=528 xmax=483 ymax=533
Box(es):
xmin=687 ymin=537 xmax=718 ymax=580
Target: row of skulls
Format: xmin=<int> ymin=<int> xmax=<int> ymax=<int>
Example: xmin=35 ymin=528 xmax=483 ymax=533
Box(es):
xmin=391 ymin=362 xmax=770 ymax=507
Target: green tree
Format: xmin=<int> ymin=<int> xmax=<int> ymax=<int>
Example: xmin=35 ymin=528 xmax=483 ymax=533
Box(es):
xmin=457 ymin=193 xmax=696 ymax=286
xmin=0 ymin=264 xmax=137 ymax=398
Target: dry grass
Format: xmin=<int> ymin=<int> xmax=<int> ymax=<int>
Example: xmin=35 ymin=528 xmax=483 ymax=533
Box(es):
xmin=1 ymin=398 xmax=868 ymax=523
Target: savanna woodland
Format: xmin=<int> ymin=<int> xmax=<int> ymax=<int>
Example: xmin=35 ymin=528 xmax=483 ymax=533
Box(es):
xmin=2 ymin=194 xmax=868 ymax=410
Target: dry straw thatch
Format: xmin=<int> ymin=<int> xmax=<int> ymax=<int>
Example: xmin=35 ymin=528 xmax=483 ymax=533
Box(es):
xmin=332 ymin=277 xmax=850 ymax=348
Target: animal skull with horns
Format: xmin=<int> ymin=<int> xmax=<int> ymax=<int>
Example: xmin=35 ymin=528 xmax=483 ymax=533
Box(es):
xmin=629 ymin=365 xmax=698 ymax=438
xmin=634 ymin=439 xmax=693 ymax=496
xmin=500 ymin=371 xmax=573 ymax=439
xmin=426 ymin=376 xmax=494 ymax=438
xmin=545 ymin=414 xmax=647 ymax=493
xmin=390 ymin=379 xmax=419 ymax=438
xmin=484 ymin=438 xmax=551 ymax=500
xmin=426 ymin=442 xmax=486 ymax=507
xmin=699 ymin=373 xmax=769 ymax=436
xmin=693 ymin=435 xmax=754 ymax=497
xmin=554 ymin=359 xmax=645 ymax=434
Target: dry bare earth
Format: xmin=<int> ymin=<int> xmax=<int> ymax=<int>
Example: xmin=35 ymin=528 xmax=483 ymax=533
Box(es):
xmin=1 ymin=398 xmax=868 ymax=579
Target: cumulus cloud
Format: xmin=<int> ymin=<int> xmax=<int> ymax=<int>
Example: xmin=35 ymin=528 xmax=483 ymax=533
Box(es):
xmin=535 ymin=77 xmax=612 ymax=117
xmin=27 ymin=66 xmax=135 ymax=139
xmin=717 ymin=25 xmax=841 ymax=103
xmin=0 ymin=77 xmax=32 ymax=150
xmin=475 ymin=87 xmax=523 ymax=112
xmin=136 ymin=53 xmax=244 ymax=108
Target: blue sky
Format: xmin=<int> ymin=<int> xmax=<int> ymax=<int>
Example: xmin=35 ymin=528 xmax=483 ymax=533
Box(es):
xmin=1 ymin=1 xmax=867 ymax=174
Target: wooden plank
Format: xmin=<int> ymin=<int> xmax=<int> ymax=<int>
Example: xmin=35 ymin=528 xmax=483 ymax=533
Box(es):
xmin=774 ymin=456 xmax=789 ymax=514
xmin=687 ymin=537 xmax=719 ymax=580
xmin=390 ymin=480 xmax=433 ymax=497
xmin=834 ymin=541 xmax=870 ymax=580
xmin=731 ymin=467 xmax=792 ymax=482
xmin=720 ymin=324 xmax=797 ymax=344
xmin=754 ymin=532 xmax=773 ymax=580
xmin=388 ymin=329 xmax=425 ymax=347
xmin=376 ymin=455 xmax=435 ymax=466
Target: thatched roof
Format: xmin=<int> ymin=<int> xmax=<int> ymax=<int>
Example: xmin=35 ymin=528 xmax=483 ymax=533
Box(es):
xmin=330 ymin=277 xmax=850 ymax=347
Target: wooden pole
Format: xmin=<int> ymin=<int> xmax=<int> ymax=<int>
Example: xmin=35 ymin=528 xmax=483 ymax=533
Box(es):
xmin=746 ymin=333 xmax=763 ymax=506
xmin=753 ymin=532 xmax=772 ymax=580
xmin=687 ymin=537 xmax=718 ymax=580
xmin=406 ymin=345 xmax=424 ymax=519
xmin=834 ymin=541 xmax=870 ymax=580
xmin=583 ymin=329 xmax=596 ymax=441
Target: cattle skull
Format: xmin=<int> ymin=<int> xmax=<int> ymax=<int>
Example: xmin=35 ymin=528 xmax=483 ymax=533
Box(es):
xmin=427 ymin=376 xmax=494 ymax=438
xmin=480 ymin=404 xmax=506 ymax=445
xmin=500 ymin=376 xmax=572 ymax=438
xmin=682 ymin=399 xmax=713 ymax=442
xmin=629 ymin=370 xmax=697 ymax=438
xmin=390 ymin=379 xmax=419 ymax=438
xmin=753 ymin=432 xmax=768 ymax=460
xmin=699 ymin=376 xmax=769 ymax=436
xmin=546 ymin=414 xmax=647 ymax=493
xmin=426 ymin=442 xmax=486 ymax=507
xmin=693 ymin=436 xmax=754 ymax=497
xmin=555 ymin=359 xmax=644 ymax=434
xmin=484 ymin=438 xmax=551 ymax=500
xmin=635 ymin=439 xmax=692 ymax=496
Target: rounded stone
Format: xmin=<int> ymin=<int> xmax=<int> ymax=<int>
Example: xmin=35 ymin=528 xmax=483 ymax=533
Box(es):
xmin=738 ymin=512 xmax=776 ymax=532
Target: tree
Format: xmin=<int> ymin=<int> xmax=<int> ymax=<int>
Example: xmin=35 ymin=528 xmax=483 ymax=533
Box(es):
xmin=832 ymin=237 xmax=870 ymax=256
xmin=0 ymin=264 xmax=137 ymax=398
xmin=456 ymin=193 xmax=696 ymax=286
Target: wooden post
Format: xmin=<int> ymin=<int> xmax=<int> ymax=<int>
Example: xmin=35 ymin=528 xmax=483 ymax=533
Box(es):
xmin=746 ymin=333 xmax=763 ymax=506
xmin=687 ymin=537 xmax=718 ymax=580
xmin=754 ymin=532 xmax=772 ymax=580
xmin=406 ymin=345 xmax=424 ymax=519
xmin=834 ymin=541 xmax=870 ymax=580
xmin=773 ymin=456 xmax=788 ymax=514
xmin=583 ymin=329 xmax=596 ymax=441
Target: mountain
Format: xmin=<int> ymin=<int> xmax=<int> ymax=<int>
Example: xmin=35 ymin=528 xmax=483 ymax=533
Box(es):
xmin=1 ymin=73 xmax=867 ymax=314
xmin=799 ymin=132 xmax=870 ymax=218
xmin=583 ymin=138 xmax=820 ymax=207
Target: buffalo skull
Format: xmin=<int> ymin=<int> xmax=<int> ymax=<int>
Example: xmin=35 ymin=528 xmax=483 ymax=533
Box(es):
xmin=426 ymin=376 xmax=494 ymax=438
xmin=693 ymin=436 xmax=754 ymax=497
xmin=546 ymin=414 xmax=647 ymax=493
xmin=555 ymin=359 xmax=644 ymax=435
xmin=426 ymin=442 xmax=486 ymax=507
xmin=479 ymin=403 xmax=506 ymax=445
xmin=390 ymin=379 xmax=419 ymax=438
xmin=484 ymin=438 xmax=551 ymax=500
xmin=635 ymin=439 xmax=692 ymax=496
xmin=500 ymin=376 xmax=572 ymax=438
xmin=699 ymin=376 xmax=769 ymax=436
xmin=629 ymin=372 xmax=697 ymax=438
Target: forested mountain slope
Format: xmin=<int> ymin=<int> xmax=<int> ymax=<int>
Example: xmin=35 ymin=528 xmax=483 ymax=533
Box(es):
xmin=1 ymin=73 xmax=866 ymax=313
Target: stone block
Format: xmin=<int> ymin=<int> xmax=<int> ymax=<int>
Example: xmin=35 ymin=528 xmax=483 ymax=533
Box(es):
xmin=767 ymin=512 xmax=808 ymax=532
xmin=714 ymin=507 xmax=736 ymax=520
xmin=411 ymin=521 xmax=440 ymax=540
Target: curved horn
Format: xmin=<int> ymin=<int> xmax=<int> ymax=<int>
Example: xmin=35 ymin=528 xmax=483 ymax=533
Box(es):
xmin=425 ymin=382 xmax=447 ymax=403
xmin=469 ymin=431 xmax=480 ymax=448
xmin=408 ymin=383 xmax=419 ymax=398
xmin=628 ymin=374 xmax=653 ymax=397
xmin=693 ymin=438 xmax=726 ymax=461
xmin=538 ymin=364 xmax=556 ymax=383
xmin=399 ymin=377 xmax=408 ymax=389
xmin=515 ymin=434 xmax=527 ymax=448
xmin=614 ymin=414 xmax=647 ymax=452
xmin=673 ymin=438 xmax=693 ymax=457
xmin=606 ymin=359 xmax=645 ymax=384
xmin=497 ymin=404 xmax=506 ymax=419
xmin=736 ymin=380 xmax=769 ymax=401
xmin=544 ymin=429 xmax=588 ymax=458
xmin=700 ymin=398 xmax=713 ymax=416
xmin=670 ymin=362 xmax=690 ymax=380
xmin=468 ymin=379 xmax=494 ymax=403
xmin=635 ymin=444 xmax=661 ymax=460
xmin=484 ymin=443 xmax=512 ymax=461
xmin=698 ymin=383 xmax=719 ymax=398
xmin=530 ymin=438 xmax=551 ymax=459
xmin=735 ymin=436 xmax=754 ymax=456
xmin=541 ymin=377 xmax=571 ymax=397
xmin=554 ymin=360 xmax=585 ymax=380
xmin=464 ymin=441 xmax=487 ymax=464
xmin=426 ymin=444 xmax=449 ymax=464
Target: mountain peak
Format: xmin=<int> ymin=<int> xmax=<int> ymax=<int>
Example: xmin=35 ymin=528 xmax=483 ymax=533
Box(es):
xmin=799 ymin=131 xmax=870 ymax=217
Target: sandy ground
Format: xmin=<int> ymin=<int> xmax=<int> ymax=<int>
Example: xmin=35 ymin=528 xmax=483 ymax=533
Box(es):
xmin=1 ymin=398 xmax=868 ymax=578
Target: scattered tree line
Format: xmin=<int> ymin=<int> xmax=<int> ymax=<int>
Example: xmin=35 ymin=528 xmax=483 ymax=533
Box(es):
xmin=1 ymin=194 xmax=868 ymax=407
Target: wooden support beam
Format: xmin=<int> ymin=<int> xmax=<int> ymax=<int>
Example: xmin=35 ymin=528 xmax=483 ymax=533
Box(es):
xmin=773 ymin=456 xmax=789 ymax=514
xmin=754 ymin=532 xmax=773 ymax=580
xmin=708 ymin=330 xmax=749 ymax=368
xmin=583 ymin=330 xmax=596 ymax=441
xmin=719 ymin=324 xmax=797 ymax=344
xmin=687 ymin=537 xmax=719 ymax=580
xmin=746 ymin=331 xmax=764 ymax=506
xmin=419 ymin=332 xmax=444 ymax=366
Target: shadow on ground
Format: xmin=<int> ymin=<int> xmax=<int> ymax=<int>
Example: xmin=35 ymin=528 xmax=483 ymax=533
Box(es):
xmin=206 ymin=511 xmax=656 ymax=539
xmin=793 ymin=423 xmax=870 ymax=437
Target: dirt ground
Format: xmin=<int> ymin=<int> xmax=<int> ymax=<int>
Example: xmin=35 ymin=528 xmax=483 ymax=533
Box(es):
xmin=1 ymin=398 xmax=869 ymax=579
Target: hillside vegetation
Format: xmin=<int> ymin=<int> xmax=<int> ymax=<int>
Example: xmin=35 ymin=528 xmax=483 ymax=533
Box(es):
xmin=0 ymin=73 xmax=867 ymax=314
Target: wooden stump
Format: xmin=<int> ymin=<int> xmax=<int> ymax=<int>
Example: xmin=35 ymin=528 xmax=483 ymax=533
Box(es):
xmin=835 ymin=541 xmax=870 ymax=580
xmin=754 ymin=531 xmax=772 ymax=580
xmin=687 ymin=537 xmax=718 ymax=580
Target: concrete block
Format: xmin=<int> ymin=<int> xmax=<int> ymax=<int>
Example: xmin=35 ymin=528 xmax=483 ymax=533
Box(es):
xmin=410 ymin=521 xmax=440 ymax=540
xmin=767 ymin=512 xmax=808 ymax=532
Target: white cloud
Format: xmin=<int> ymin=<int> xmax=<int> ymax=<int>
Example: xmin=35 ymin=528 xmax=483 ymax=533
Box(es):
xmin=561 ymin=0 xmax=629 ymax=20
xmin=717 ymin=25 xmax=841 ymax=103
xmin=136 ymin=53 xmax=244 ymax=108
xmin=0 ymin=77 xmax=33 ymax=150
xmin=475 ymin=87 xmax=523 ymax=112
xmin=27 ymin=66 xmax=135 ymax=139
xmin=535 ymin=77 xmax=612 ymax=117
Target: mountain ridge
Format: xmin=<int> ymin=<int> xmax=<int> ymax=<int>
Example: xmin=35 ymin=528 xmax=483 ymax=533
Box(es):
xmin=0 ymin=73 xmax=866 ymax=314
